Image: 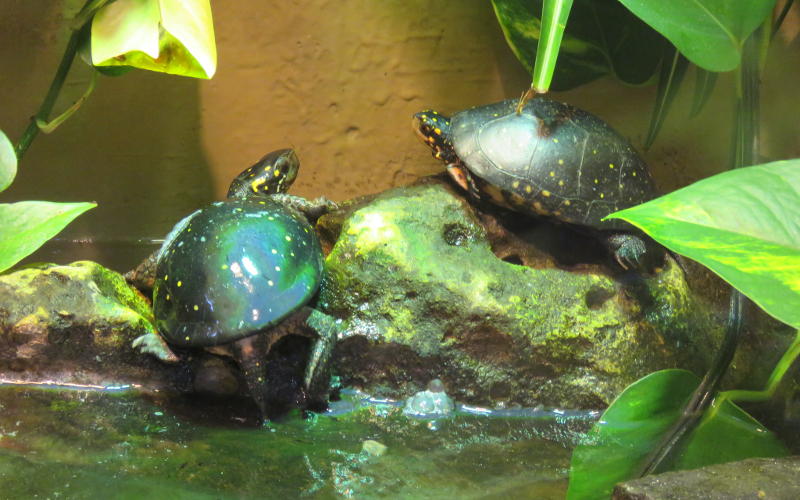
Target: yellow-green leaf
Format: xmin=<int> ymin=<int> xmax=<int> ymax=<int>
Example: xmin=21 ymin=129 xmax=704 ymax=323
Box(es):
xmin=618 ymin=0 xmax=776 ymax=72
xmin=0 ymin=129 xmax=16 ymax=193
xmin=91 ymin=0 xmax=216 ymax=79
xmin=0 ymin=201 xmax=96 ymax=273
xmin=607 ymin=160 xmax=800 ymax=329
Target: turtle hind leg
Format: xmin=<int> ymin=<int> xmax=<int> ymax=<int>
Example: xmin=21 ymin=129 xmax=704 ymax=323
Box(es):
xmin=231 ymin=334 xmax=272 ymax=421
xmin=303 ymin=309 xmax=338 ymax=409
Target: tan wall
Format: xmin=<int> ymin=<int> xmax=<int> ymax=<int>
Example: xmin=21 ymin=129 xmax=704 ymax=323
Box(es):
xmin=2 ymin=1 xmax=799 ymax=265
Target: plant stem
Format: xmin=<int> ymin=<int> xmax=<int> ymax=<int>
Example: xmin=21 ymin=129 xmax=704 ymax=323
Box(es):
xmin=14 ymin=0 xmax=105 ymax=161
xmin=14 ymin=29 xmax=82 ymax=161
xmin=637 ymin=23 xmax=766 ymax=476
xmin=719 ymin=329 xmax=800 ymax=405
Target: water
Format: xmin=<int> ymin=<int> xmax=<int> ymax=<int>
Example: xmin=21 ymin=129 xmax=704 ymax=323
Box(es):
xmin=0 ymin=385 xmax=595 ymax=499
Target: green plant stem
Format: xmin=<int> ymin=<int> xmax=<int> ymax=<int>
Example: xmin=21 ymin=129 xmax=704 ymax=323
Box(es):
xmin=717 ymin=329 xmax=800 ymax=405
xmin=14 ymin=0 xmax=103 ymax=160
xmin=36 ymin=71 xmax=97 ymax=134
xmin=637 ymin=24 xmax=766 ymax=477
xmin=14 ymin=30 xmax=82 ymax=161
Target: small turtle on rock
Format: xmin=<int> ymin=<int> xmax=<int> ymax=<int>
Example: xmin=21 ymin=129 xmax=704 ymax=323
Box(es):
xmin=413 ymin=98 xmax=665 ymax=271
xmin=131 ymin=149 xmax=339 ymax=420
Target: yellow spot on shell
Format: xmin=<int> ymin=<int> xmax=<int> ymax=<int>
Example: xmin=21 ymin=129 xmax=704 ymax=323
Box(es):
xmin=558 ymin=180 xmax=564 ymax=186
xmin=251 ymin=178 xmax=267 ymax=191
xmin=177 ymin=281 xmax=182 ymax=287
xmin=512 ymin=181 xmax=520 ymax=189
xmin=221 ymin=264 xmax=228 ymax=270
xmin=193 ymin=305 xmax=199 ymax=311
xmin=273 ymin=169 xmax=280 ymax=177
xmin=285 ymin=236 xmax=292 ymax=242
xmin=592 ymin=149 xmax=597 ymax=154
xmin=632 ymin=171 xmax=637 ymax=177
xmin=564 ymin=200 xmax=571 ymax=206
xmin=185 ymin=336 xmax=190 ymax=341
xmin=542 ymin=190 xmax=551 ymax=197
xmin=600 ymin=193 xmax=605 ymax=199
xmin=549 ymin=171 xmax=555 ymax=177
xmin=165 ymin=294 xmax=170 ymax=301
xmin=609 ymin=163 xmax=615 ymax=169
xmin=558 ymin=159 xmax=564 ymax=165
xmin=434 ymin=128 xmax=442 ymax=135
xmin=525 ymin=185 xmax=533 ymax=193
xmin=553 ymin=138 xmax=559 ymax=143
xmin=594 ymin=179 xmax=599 ymax=184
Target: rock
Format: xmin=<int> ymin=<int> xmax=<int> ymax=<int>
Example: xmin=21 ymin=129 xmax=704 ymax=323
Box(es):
xmin=613 ymin=456 xmax=800 ymax=500
xmin=319 ymin=181 xmax=721 ymax=409
xmin=361 ymin=439 xmax=388 ymax=457
xmin=0 ymin=261 xmax=180 ymax=390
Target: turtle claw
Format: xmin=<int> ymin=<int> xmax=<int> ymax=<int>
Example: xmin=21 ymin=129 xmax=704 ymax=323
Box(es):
xmin=132 ymin=332 xmax=180 ymax=363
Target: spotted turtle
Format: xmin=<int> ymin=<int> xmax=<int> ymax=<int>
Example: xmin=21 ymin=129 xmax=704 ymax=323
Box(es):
xmin=136 ymin=149 xmax=338 ymax=419
xmin=413 ymin=98 xmax=662 ymax=269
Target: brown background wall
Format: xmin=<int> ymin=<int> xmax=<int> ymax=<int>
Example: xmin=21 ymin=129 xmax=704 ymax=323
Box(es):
xmin=2 ymin=1 xmax=799 ymax=268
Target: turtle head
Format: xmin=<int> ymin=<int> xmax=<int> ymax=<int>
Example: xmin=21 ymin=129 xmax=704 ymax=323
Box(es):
xmin=227 ymin=148 xmax=300 ymax=200
xmin=413 ymin=110 xmax=457 ymax=164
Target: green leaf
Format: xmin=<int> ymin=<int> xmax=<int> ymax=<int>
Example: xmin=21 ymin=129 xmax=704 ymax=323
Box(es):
xmin=0 ymin=201 xmax=96 ymax=273
xmin=567 ymin=370 xmax=787 ymax=500
xmin=672 ymin=398 xmax=789 ymax=470
xmin=491 ymin=0 xmax=665 ymax=91
xmin=644 ymin=48 xmax=689 ymax=149
xmin=689 ymin=67 xmax=719 ymax=117
xmin=617 ymin=0 xmax=777 ymax=72
xmin=0 ymin=129 xmax=16 ymax=193
xmin=532 ymin=0 xmax=575 ymax=93
xmin=91 ymin=0 xmax=216 ymax=79
xmin=607 ymin=160 xmax=800 ymax=330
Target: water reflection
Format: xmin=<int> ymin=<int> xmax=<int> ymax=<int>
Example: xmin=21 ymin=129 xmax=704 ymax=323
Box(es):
xmin=0 ymin=385 xmax=596 ymax=499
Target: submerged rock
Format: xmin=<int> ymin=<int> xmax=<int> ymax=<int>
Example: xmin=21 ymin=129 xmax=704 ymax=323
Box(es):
xmin=0 ymin=261 xmax=179 ymax=389
xmin=613 ymin=456 xmax=800 ymax=500
xmin=319 ymin=180 xmax=721 ymax=409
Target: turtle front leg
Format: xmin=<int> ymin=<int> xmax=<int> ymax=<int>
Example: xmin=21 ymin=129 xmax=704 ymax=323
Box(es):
xmin=604 ymin=232 xmax=665 ymax=272
xmin=125 ymin=249 xmax=159 ymax=292
xmin=270 ymin=193 xmax=338 ymax=223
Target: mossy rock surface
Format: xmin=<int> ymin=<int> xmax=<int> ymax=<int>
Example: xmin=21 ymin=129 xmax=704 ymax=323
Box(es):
xmin=320 ymin=182 xmax=720 ymax=408
xmin=0 ymin=260 xmax=178 ymax=389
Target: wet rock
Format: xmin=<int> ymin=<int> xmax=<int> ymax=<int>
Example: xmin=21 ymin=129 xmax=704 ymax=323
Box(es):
xmin=0 ymin=261 xmax=180 ymax=390
xmin=319 ymin=181 xmax=721 ymax=409
xmin=192 ymin=356 xmax=240 ymax=397
xmin=361 ymin=439 xmax=388 ymax=457
xmin=613 ymin=456 xmax=800 ymax=500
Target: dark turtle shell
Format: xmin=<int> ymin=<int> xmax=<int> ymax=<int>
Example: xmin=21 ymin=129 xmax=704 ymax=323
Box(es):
xmin=153 ymin=198 xmax=323 ymax=348
xmin=450 ymin=99 xmax=657 ymax=230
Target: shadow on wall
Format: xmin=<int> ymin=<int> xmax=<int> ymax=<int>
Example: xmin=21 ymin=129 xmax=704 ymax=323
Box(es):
xmin=0 ymin=1 xmax=214 ymax=271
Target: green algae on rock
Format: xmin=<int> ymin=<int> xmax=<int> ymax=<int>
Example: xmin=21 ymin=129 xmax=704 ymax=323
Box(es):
xmin=0 ymin=260 xmax=176 ymax=387
xmin=319 ymin=182 xmax=718 ymax=409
